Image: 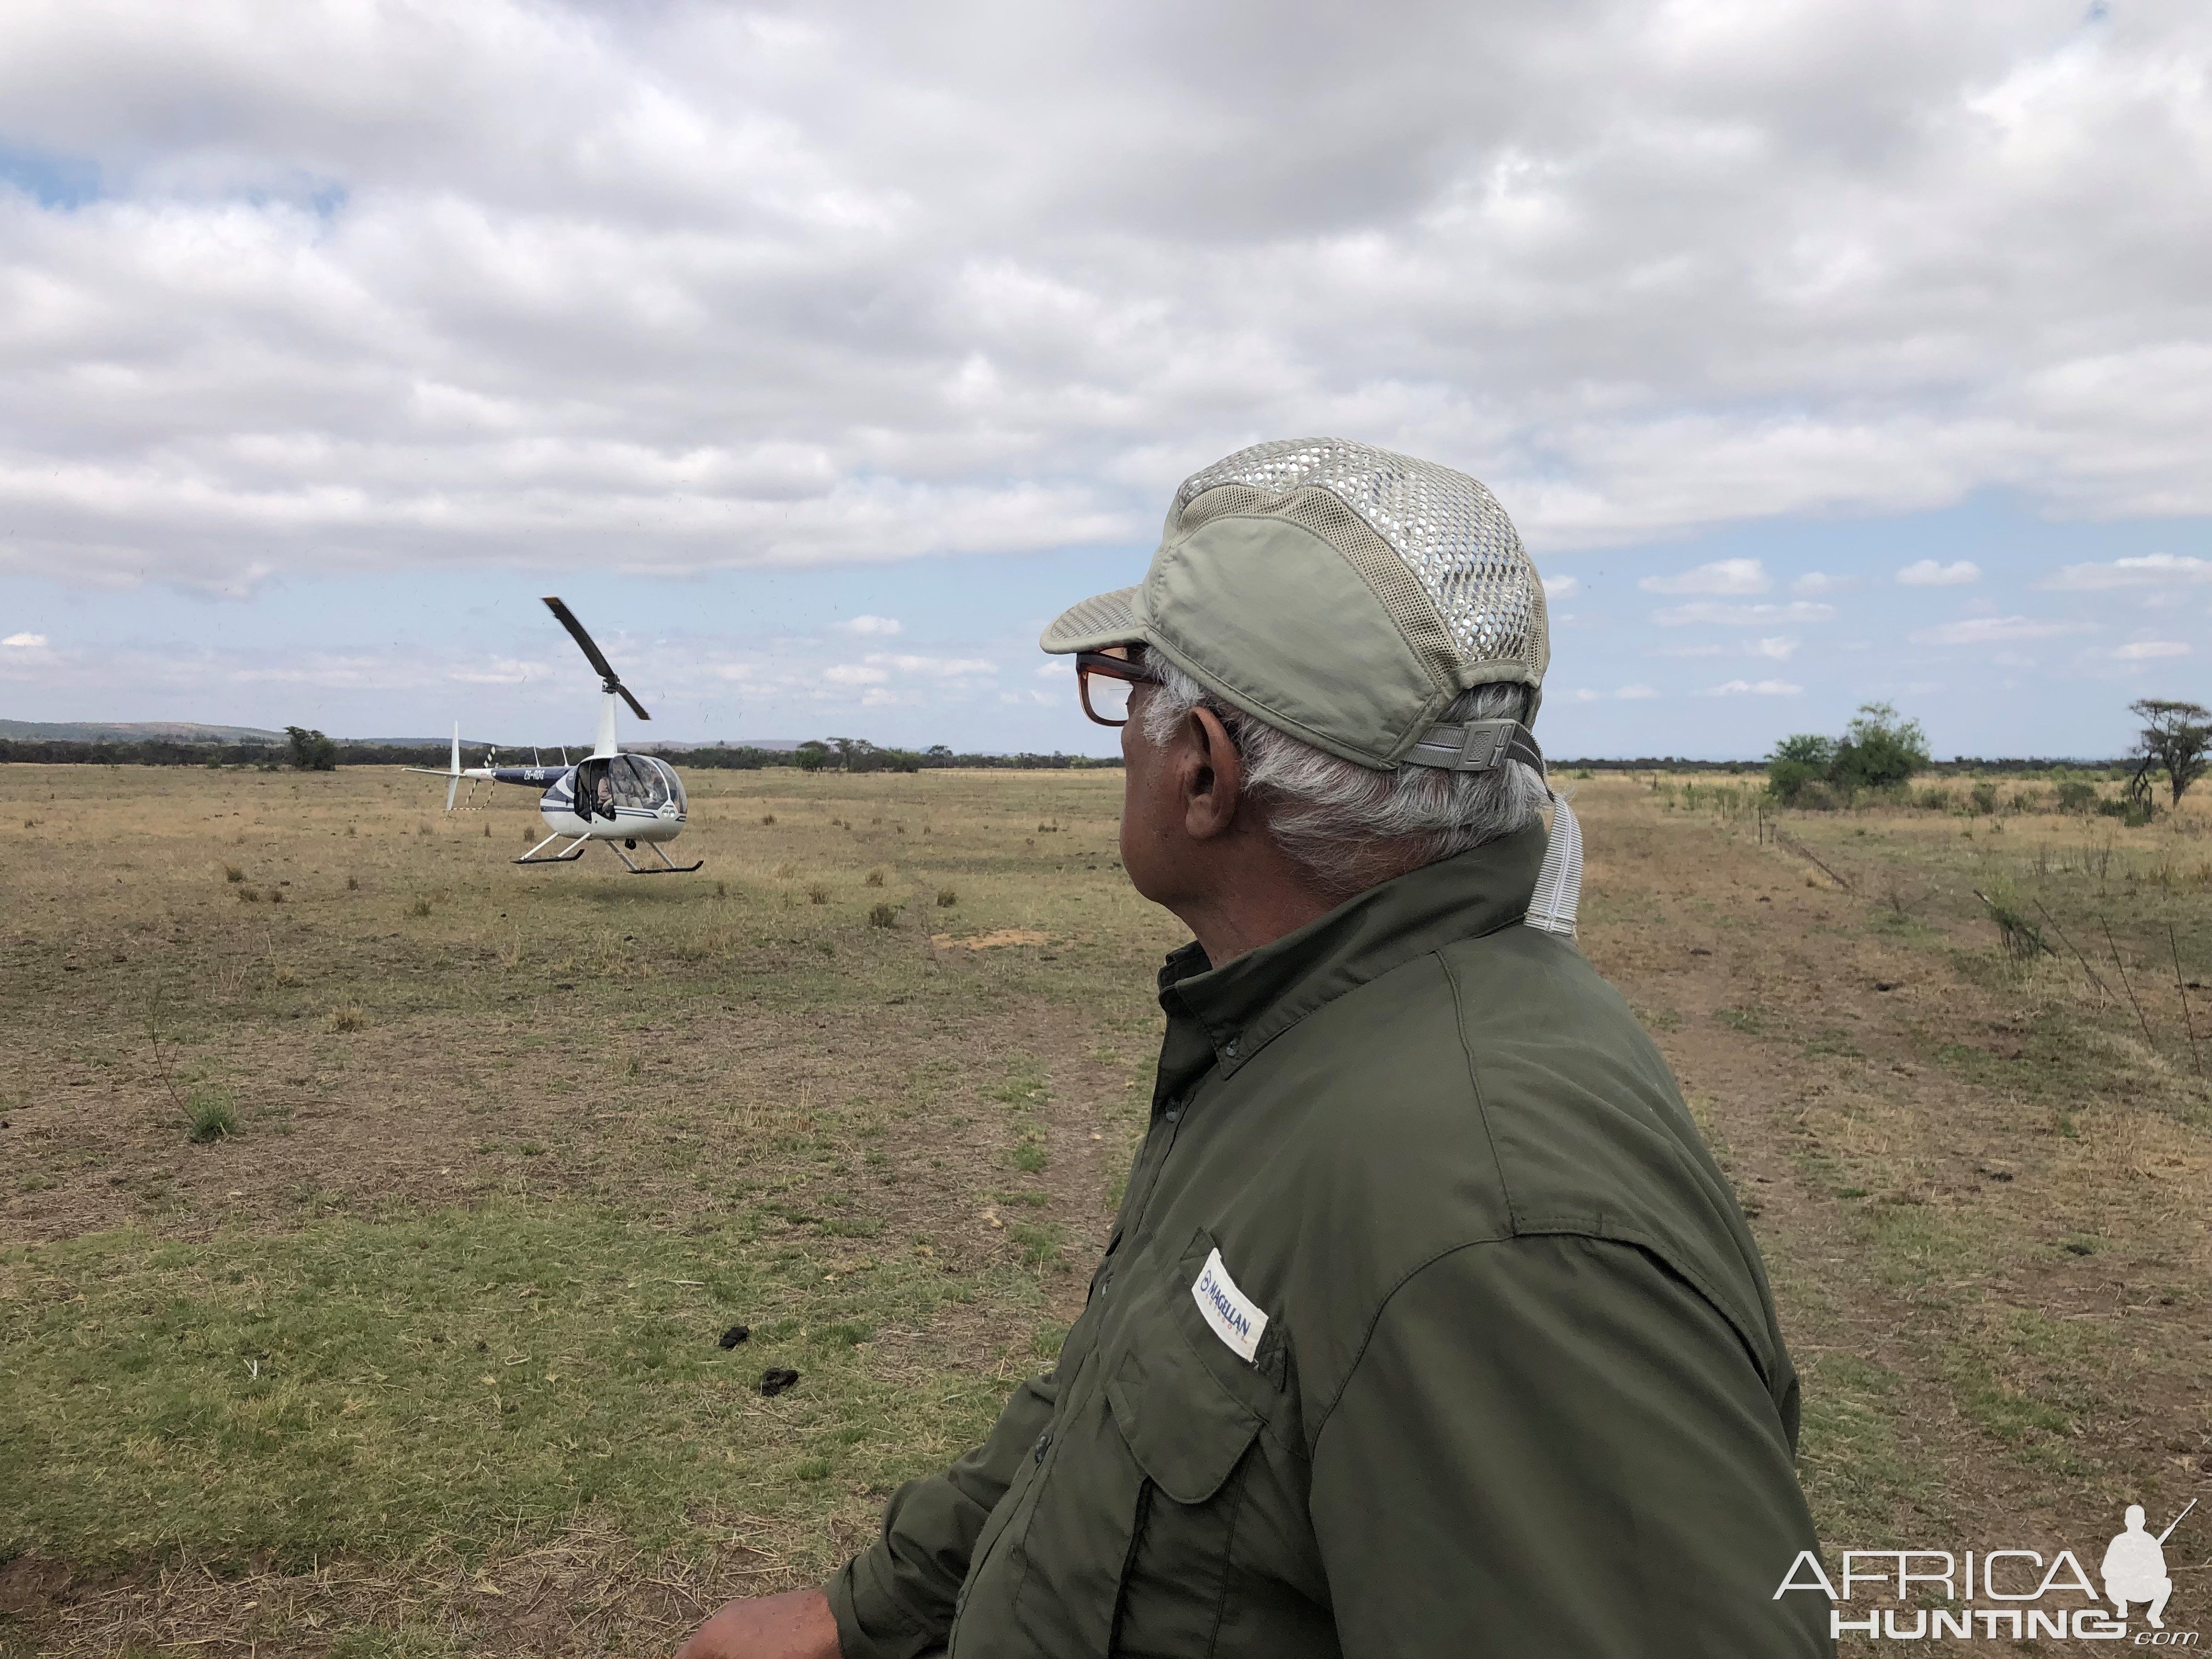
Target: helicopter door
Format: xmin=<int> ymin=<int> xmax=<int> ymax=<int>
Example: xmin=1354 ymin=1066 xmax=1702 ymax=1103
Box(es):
xmin=573 ymin=758 xmax=617 ymax=821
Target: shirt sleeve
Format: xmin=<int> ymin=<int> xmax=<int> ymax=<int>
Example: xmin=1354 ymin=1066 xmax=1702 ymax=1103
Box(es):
xmin=827 ymin=1369 xmax=1059 ymax=1659
xmin=1307 ymin=1233 xmax=1831 ymax=1659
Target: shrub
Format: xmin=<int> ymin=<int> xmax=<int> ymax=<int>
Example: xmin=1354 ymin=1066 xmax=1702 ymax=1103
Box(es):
xmin=760 ymin=814 xmax=776 ymax=825
xmin=2055 ymin=779 xmax=2098 ymax=813
xmin=868 ymin=902 xmax=899 ymax=929
xmin=236 ymin=885 xmax=262 ymax=904
xmin=285 ymin=725 xmax=338 ymax=771
xmin=1831 ymin=703 xmax=1931 ymax=793
xmin=1916 ymin=787 xmax=1951 ymax=812
xmin=807 ymin=883 xmax=830 ymax=905
xmin=1969 ymin=781 xmax=1999 ymax=816
xmin=224 ymin=865 xmax=245 ymax=883
xmin=185 ymin=1090 xmax=236 ymax=1143
xmin=346 ymin=874 xmax=359 ymax=890
xmin=936 ymin=887 xmax=958 ymax=908
xmin=2096 ymin=796 xmax=2153 ymax=827
xmin=1978 ymin=884 xmax=2045 ymax=961
xmin=325 ymin=1003 xmax=365 ymax=1032
xmin=408 ymin=896 xmax=432 ymax=917
xmin=1765 ymin=734 xmax=1835 ymax=805
xmin=865 ymin=869 xmax=886 ymax=888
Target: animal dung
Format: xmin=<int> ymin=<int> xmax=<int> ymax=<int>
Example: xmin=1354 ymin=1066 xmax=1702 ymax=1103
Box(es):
xmin=718 ymin=1324 xmax=751 ymax=1350
xmin=758 ymin=1367 xmax=800 ymax=1397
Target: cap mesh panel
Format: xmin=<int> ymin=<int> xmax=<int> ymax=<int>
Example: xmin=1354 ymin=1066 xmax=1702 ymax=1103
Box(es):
xmin=1172 ymin=439 xmax=1545 ymax=686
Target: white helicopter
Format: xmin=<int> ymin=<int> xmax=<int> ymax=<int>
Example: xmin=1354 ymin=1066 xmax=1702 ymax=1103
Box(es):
xmin=412 ymin=597 xmax=703 ymax=873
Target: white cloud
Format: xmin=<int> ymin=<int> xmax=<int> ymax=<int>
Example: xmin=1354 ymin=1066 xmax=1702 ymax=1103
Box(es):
xmin=3 ymin=632 xmax=48 ymax=648
xmin=1748 ymin=636 xmax=1798 ymax=660
xmin=1896 ymin=559 xmax=1980 ymax=586
xmin=1791 ymin=572 xmax=1855 ymax=596
xmin=1705 ymin=679 xmax=1803 ymax=697
xmin=1907 ymin=615 xmax=2080 ymax=645
xmin=1035 ymin=661 xmax=1065 ymax=678
xmin=2040 ymin=554 xmax=2212 ymax=591
xmin=868 ymin=652 xmax=996 ymax=676
xmin=1614 ymin=683 xmax=1659 ymax=700
xmin=448 ymin=656 xmax=548 ymax=685
xmin=824 ymin=663 xmax=889 ymax=685
xmin=0 ymin=2 xmax=2208 ymax=598
xmin=1639 ymin=558 xmax=1769 ymax=596
xmin=1654 ymin=600 xmax=1835 ymax=627
xmin=2114 ymin=640 xmax=2190 ymax=661
xmin=1541 ymin=573 xmax=1581 ymax=600
xmin=842 ymin=614 xmax=903 ymax=636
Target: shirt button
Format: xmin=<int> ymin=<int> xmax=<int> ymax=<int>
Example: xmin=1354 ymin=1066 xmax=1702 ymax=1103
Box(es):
xmin=1164 ymin=1108 xmax=1180 ymax=1124
xmin=1034 ymin=1431 xmax=1052 ymax=1464
xmin=1223 ymin=1036 xmax=1240 ymax=1058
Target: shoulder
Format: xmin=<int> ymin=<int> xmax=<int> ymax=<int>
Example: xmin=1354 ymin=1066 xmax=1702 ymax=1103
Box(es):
xmin=1270 ymin=928 xmax=1783 ymax=1410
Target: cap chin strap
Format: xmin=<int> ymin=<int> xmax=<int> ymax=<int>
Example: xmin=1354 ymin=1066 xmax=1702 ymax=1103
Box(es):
xmin=1524 ymin=792 xmax=1582 ymax=939
xmin=1401 ymin=717 xmax=1581 ymax=940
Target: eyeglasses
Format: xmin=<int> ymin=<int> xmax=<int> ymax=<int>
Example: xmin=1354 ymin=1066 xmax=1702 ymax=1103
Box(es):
xmin=1075 ymin=649 xmax=1159 ymax=727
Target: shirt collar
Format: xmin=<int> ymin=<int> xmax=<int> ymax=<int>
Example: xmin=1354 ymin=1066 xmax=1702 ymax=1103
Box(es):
xmin=1151 ymin=824 xmax=1550 ymax=1106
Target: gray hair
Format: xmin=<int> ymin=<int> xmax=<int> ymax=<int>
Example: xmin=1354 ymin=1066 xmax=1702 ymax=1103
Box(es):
xmin=1140 ymin=657 xmax=1549 ymax=899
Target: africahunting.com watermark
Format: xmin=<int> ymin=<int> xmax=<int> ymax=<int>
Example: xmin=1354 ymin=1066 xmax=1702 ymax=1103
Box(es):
xmin=1779 ymin=1501 xmax=2200 ymax=1643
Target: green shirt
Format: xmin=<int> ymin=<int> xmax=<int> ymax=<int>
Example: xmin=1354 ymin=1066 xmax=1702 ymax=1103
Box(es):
xmin=831 ymin=827 xmax=1830 ymax=1658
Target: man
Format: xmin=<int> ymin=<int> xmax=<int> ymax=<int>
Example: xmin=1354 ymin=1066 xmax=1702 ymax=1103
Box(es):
xmin=679 ymin=439 xmax=1830 ymax=1658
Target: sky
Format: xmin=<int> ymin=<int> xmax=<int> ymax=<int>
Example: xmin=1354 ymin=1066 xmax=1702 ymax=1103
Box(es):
xmin=1 ymin=0 xmax=2208 ymax=758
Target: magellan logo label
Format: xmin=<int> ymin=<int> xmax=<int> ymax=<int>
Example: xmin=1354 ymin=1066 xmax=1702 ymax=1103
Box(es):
xmin=1779 ymin=1501 xmax=2198 ymax=1643
xmin=1190 ymin=1247 xmax=1267 ymax=1363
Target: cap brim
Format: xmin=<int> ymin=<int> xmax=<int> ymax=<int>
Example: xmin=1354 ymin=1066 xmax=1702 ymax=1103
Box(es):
xmin=1040 ymin=585 xmax=1145 ymax=654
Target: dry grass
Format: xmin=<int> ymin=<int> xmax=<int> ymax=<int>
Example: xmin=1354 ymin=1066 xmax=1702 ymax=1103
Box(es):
xmin=3 ymin=763 xmax=2209 ymax=1657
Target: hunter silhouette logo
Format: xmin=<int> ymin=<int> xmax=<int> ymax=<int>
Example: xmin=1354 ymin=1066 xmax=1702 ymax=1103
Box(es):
xmin=2104 ymin=1500 xmax=2192 ymax=1630
xmin=1778 ymin=1498 xmax=2200 ymax=1641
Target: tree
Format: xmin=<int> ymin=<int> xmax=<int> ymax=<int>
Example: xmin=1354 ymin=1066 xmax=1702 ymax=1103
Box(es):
xmin=793 ymin=741 xmax=828 ymax=773
xmin=1830 ymin=702 xmax=1930 ymax=793
xmin=285 ymin=725 xmax=337 ymax=771
xmin=2128 ymin=698 xmax=2212 ymax=807
xmin=1764 ymin=733 xmax=1835 ymax=805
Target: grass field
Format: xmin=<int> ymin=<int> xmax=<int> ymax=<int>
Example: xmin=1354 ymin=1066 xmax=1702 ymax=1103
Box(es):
xmin=4 ymin=762 xmax=2210 ymax=1656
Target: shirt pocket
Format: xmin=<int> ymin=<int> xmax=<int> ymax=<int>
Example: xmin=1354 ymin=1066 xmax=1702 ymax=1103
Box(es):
xmin=1007 ymin=1232 xmax=1273 ymax=1658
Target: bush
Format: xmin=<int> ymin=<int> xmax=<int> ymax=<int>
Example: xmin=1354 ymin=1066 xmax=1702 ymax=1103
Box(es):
xmin=2096 ymin=796 xmax=2153 ymax=827
xmin=1765 ymin=734 xmax=1835 ymax=805
xmin=1916 ymin=787 xmax=1952 ymax=812
xmin=285 ymin=725 xmax=338 ymax=771
xmin=185 ymin=1090 xmax=236 ymax=1143
xmin=867 ymin=902 xmax=899 ymax=929
xmin=807 ymin=883 xmax=830 ymax=905
xmin=1831 ymin=703 xmax=1931 ymax=793
xmin=2055 ymin=779 xmax=2098 ymax=813
xmin=1969 ymin=781 xmax=1999 ymax=816
xmin=936 ymin=887 xmax=958 ymax=908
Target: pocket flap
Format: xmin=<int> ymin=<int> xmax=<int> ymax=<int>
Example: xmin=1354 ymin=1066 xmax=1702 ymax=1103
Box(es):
xmin=1104 ymin=1336 xmax=1263 ymax=1505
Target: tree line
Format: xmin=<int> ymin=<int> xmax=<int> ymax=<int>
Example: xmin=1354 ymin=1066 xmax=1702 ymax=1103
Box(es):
xmin=1767 ymin=698 xmax=2210 ymax=815
xmin=0 ymin=730 xmax=1122 ymax=772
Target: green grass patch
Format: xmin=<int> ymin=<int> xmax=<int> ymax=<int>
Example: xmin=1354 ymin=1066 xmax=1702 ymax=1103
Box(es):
xmin=0 ymin=1202 xmax=1039 ymax=1576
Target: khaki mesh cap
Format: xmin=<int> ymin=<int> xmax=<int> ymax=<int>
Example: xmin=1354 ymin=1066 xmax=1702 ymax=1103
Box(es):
xmin=1042 ymin=438 xmax=1549 ymax=771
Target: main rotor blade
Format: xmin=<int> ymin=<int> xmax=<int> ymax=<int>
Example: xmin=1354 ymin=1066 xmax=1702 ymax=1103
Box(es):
xmin=617 ymin=683 xmax=651 ymax=721
xmin=542 ymin=595 xmax=622 ymax=688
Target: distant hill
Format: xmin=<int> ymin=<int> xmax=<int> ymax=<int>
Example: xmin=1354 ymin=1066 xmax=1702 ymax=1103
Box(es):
xmin=0 ymin=719 xmax=284 ymax=744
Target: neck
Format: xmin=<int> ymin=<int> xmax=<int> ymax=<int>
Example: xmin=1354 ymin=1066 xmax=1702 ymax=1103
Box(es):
xmin=1164 ymin=834 xmax=1344 ymax=966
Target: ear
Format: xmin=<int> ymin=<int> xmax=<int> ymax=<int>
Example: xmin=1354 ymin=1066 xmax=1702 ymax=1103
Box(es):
xmin=1177 ymin=706 xmax=1245 ymax=840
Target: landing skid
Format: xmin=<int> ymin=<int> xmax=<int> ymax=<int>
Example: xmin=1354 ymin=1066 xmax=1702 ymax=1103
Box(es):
xmin=516 ymin=831 xmax=591 ymax=865
xmin=613 ymin=839 xmax=704 ymax=874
